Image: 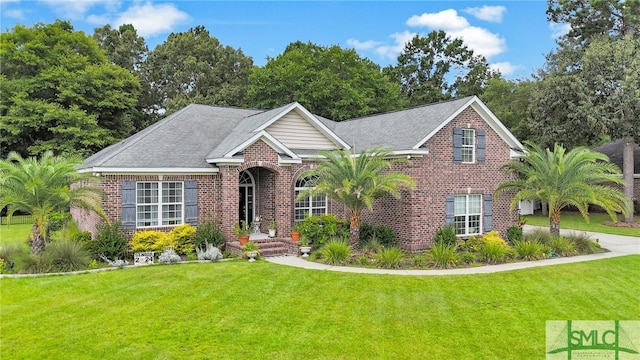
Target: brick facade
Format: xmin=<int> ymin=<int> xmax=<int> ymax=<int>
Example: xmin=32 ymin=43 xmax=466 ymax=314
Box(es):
xmin=74 ymin=107 xmax=519 ymax=252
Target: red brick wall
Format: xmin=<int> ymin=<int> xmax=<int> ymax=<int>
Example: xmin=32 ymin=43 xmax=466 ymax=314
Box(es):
xmin=363 ymin=107 xmax=518 ymax=251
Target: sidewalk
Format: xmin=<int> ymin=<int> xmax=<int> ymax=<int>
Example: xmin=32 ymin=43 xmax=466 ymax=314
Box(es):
xmin=265 ymin=226 xmax=639 ymax=276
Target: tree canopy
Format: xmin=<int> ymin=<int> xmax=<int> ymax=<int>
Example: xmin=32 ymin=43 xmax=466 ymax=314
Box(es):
xmin=247 ymin=41 xmax=406 ymax=121
xmin=0 ymin=20 xmax=141 ymax=158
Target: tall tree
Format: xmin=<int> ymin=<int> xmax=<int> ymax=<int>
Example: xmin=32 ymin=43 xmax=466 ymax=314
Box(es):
xmin=0 ymin=20 xmax=141 ymax=158
xmin=93 ymin=24 xmax=157 ymax=131
xmin=298 ymin=148 xmax=416 ymax=246
xmin=480 ymin=77 xmax=535 ymax=141
xmin=496 ymin=143 xmax=630 ymax=236
xmin=535 ymin=0 xmax=640 ymax=221
xmin=0 ymin=151 xmax=105 ymax=254
xmin=384 ymin=31 xmax=499 ymax=106
xmin=144 ymin=26 xmax=253 ymax=115
xmin=248 ymin=41 xmax=406 ymax=121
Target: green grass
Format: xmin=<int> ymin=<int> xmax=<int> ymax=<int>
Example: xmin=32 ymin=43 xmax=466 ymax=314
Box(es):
xmin=0 ymin=223 xmax=32 ymax=248
xmin=2 ymin=256 xmax=639 ymax=359
xmin=524 ymin=212 xmax=640 ymax=237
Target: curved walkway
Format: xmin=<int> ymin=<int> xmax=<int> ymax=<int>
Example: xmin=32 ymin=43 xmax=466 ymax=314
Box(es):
xmin=265 ymin=226 xmax=640 ymax=276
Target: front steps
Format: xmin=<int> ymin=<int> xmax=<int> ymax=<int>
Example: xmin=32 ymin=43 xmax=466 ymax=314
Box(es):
xmin=227 ymin=234 xmax=300 ymax=257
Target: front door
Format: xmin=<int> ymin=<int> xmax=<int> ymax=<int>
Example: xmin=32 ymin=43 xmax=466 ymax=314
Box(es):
xmin=239 ymin=170 xmax=254 ymax=225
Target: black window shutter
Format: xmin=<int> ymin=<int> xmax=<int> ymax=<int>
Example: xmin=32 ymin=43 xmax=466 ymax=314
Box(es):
xmin=184 ymin=181 xmax=198 ymax=226
xmin=477 ymin=129 xmax=486 ymax=163
xmin=445 ymin=195 xmax=455 ymax=224
xmin=121 ymin=181 xmax=136 ymax=229
xmin=453 ymin=128 xmax=463 ymax=163
xmin=483 ymin=194 xmax=493 ymax=232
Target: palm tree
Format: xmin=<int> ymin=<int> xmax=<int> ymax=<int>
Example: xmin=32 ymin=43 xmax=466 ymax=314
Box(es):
xmin=298 ymin=148 xmax=416 ymax=246
xmin=0 ymin=151 xmax=105 ymax=254
xmin=496 ymin=142 xmax=630 ymax=236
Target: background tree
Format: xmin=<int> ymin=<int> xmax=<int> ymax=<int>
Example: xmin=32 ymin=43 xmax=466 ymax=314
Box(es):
xmin=384 ymin=31 xmax=498 ymax=106
xmin=144 ymin=26 xmax=253 ymax=115
xmin=479 ymin=77 xmax=535 ymax=141
xmin=298 ymin=148 xmax=416 ymax=246
xmin=248 ymin=41 xmax=406 ymax=121
xmin=496 ymin=143 xmax=630 ymax=236
xmin=93 ymin=24 xmax=157 ymax=131
xmin=0 ymin=20 xmax=141 ymax=158
xmin=529 ymin=0 xmax=640 ymax=221
xmin=0 ymin=151 xmax=105 ymax=254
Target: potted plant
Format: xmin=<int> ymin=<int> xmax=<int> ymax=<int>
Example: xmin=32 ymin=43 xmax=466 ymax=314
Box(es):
xmin=290 ymin=222 xmax=302 ymax=243
xmin=267 ymin=219 xmax=277 ymax=238
xmin=233 ymin=220 xmax=253 ymax=246
xmin=299 ymin=235 xmax=311 ymax=257
xmin=242 ymin=241 xmax=260 ymax=262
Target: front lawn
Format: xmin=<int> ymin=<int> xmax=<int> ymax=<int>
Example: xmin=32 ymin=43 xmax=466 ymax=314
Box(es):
xmin=524 ymin=211 xmax=640 ymax=237
xmin=2 ymin=256 xmax=639 ymax=359
xmin=0 ymin=223 xmax=31 ymax=248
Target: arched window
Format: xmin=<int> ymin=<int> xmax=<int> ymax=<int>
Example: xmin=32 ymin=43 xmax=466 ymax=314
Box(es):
xmin=294 ymin=175 xmax=326 ymax=222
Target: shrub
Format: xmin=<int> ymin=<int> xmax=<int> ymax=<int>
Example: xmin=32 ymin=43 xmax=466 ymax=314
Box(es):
xmin=374 ymin=247 xmax=404 ymax=269
xmin=356 ymin=256 xmax=370 ymax=266
xmin=89 ymin=221 xmax=129 ymax=260
xmin=433 ymin=223 xmax=457 ymax=247
xmin=170 ymin=224 xmax=196 ymax=255
xmin=359 ymin=223 xmax=397 ymax=247
xmin=130 ymin=231 xmax=174 ymax=253
xmin=427 ymin=243 xmax=459 ymax=269
xmin=158 ymin=248 xmax=181 ymax=264
xmin=321 ymin=239 xmax=351 ymax=265
xmin=464 ymin=236 xmax=483 ymax=252
xmin=299 ymin=215 xmax=349 ymax=247
xmin=42 ymin=238 xmax=91 ymax=272
xmin=47 ymin=211 xmax=72 ymax=235
xmin=460 ymin=252 xmax=476 ymax=264
xmin=0 ymin=243 xmax=23 ymax=273
xmin=20 ymin=254 xmax=53 ymax=274
xmin=412 ymin=253 xmax=428 ymax=268
xmin=549 ymin=237 xmax=577 ymax=256
xmin=361 ymin=236 xmax=383 ymax=254
xmin=523 ymin=229 xmax=552 ymax=245
xmin=196 ymin=242 xmax=223 ymax=261
xmin=565 ymin=233 xmax=600 ymax=254
xmin=478 ymin=231 xmax=510 ymax=264
xmin=194 ymin=220 xmax=226 ymax=251
xmin=512 ymin=240 xmax=549 ymax=260
xmin=0 ymin=258 xmax=8 ymax=274
xmin=506 ymin=226 xmax=523 ymax=244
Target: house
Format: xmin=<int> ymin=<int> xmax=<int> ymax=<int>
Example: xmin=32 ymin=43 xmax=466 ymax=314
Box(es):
xmin=593 ymin=139 xmax=640 ymax=212
xmin=72 ymin=96 xmax=524 ymax=253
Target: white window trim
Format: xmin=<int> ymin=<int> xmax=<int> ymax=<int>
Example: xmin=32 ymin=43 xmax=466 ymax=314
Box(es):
xmin=461 ymin=128 xmax=476 ymax=164
xmin=454 ymin=194 xmax=482 ymax=236
xmin=136 ymin=181 xmax=184 ymax=228
xmin=294 ymin=177 xmax=327 ymax=223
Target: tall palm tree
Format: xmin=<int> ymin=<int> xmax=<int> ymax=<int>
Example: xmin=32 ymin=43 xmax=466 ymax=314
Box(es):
xmin=299 ymin=148 xmax=416 ymax=246
xmin=0 ymin=151 xmax=104 ymax=254
xmin=496 ymin=142 xmax=630 ymax=236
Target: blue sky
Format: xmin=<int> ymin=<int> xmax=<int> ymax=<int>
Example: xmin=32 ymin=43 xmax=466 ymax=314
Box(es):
xmin=0 ymin=1 xmax=569 ymax=79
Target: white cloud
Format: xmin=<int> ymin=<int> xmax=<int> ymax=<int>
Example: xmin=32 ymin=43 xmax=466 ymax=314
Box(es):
xmin=374 ymin=30 xmax=416 ymax=60
xmin=489 ymin=62 xmax=519 ymax=76
xmin=407 ymin=9 xmax=469 ymax=30
xmin=2 ymin=8 xmax=23 ymax=18
xmin=114 ymin=2 xmax=189 ymax=38
xmin=463 ymin=6 xmax=506 ymax=23
xmin=39 ymin=0 xmax=120 ymax=19
xmin=346 ymin=39 xmax=381 ymax=50
xmin=86 ymin=14 xmax=111 ymax=25
xmin=550 ymin=22 xmax=571 ymax=39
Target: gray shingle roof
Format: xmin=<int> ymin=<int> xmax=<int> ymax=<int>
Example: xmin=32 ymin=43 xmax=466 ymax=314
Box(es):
xmin=332 ymin=96 xmax=474 ymax=151
xmin=593 ymin=139 xmax=640 ymax=174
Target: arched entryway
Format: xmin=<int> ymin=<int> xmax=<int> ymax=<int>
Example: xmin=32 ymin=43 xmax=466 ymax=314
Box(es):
xmin=239 ymin=170 xmax=255 ymax=225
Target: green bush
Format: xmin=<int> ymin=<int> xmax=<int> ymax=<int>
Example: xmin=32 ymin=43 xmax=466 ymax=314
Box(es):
xmin=299 ymin=215 xmax=349 ymax=247
xmin=460 ymin=252 xmax=476 ymax=264
xmin=356 ymin=256 xmax=370 ymax=266
xmin=427 ymin=243 xmax=459 ymax=269
xmin=361 ymin=236 xmax=383 ymax=254
xmin=194 ymin=220 xmax=226 ymax=251
xmin=130 ymin=230 xmax=174 ymax=253
xmin=565 ymin=233 xmax=600 ymax=254
xmin=170 ymin=224 xmax=196 ymax=255
xmin=321 ymin=239 xmax=351 ymax=265
xmin=0 ymin=243 xmax=24 ymax=273
xmin=433 ymin=223 xmax=457 ymax=247
xmin=506 ymin=226 xmax=523 ymax=244
xmin=478 ymin=231 xmax=510 ymax=264
xmin=374 ymin=247 xmax=404 ymax=269
xmin=523 ymin=229 xmax=552 ymax=245
xmin=47 ymin=211 xmax=72 ymax=235
xmin=512 ymin=240 xmax=549 ymax=260
xmin=549 ymin=237 xmax=577 ymax=256
xmin=42 ymin=238 xmax=91 ymax=272
xmin=412 ymin=253 xmax=428 ymax=267
xmin=20 ymin=254 xmax=53 ymax=274
xmin=89 ymin=221 xmax=129 ymax=260
xmin=359 ymin=223 xmax=397 ymax=247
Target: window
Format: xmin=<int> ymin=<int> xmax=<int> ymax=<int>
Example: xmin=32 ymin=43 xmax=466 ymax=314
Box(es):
xmin=461 ymin=129 xmax=475 ymax=163
xmin=294 ymin=176 xmax=326 ymax=222
xmin=136 ymin=182 xmax=183 ymax=227
xmin=454 ymin=194 xmax=481 ymax=236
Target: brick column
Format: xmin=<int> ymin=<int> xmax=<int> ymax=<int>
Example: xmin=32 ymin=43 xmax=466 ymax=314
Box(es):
xmin=220 ymin=166 xmax=239 ymax=241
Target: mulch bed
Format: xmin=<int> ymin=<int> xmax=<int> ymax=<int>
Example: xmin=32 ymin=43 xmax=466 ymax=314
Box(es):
xmin=602 ymin=221 xmax=640 ymax=228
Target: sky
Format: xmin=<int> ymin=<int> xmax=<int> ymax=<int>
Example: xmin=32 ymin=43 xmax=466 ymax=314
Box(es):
xmin=0 ymin=1 xmax=570 ymax=80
